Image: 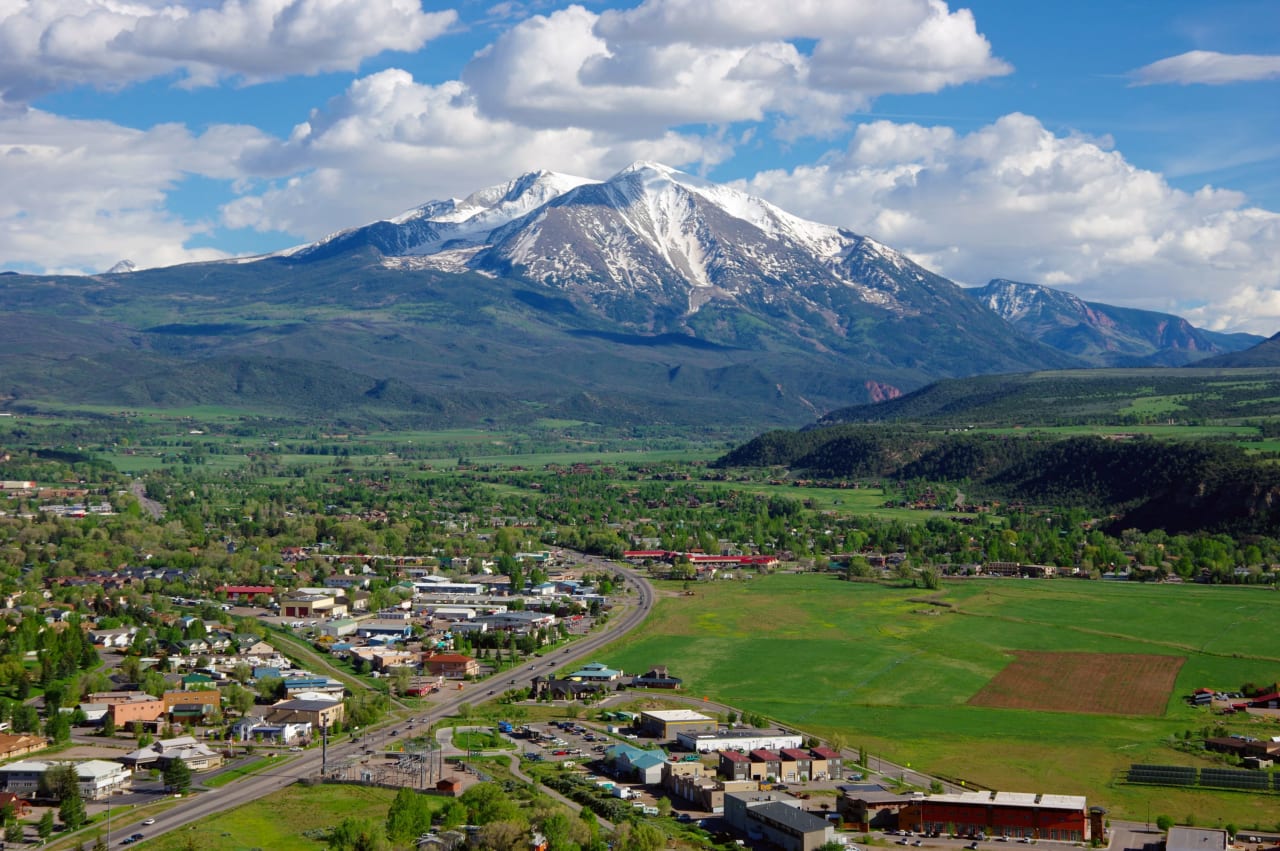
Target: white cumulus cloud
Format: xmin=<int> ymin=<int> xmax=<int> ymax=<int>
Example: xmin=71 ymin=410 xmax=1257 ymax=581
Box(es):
xmin=0 ymin=109 xmax=269 ymax=272
xmin=0 ymin=0 xmax=457 ymax=104
xmin=741 ymin=114 xmax=1280 ymax=333
xmin=1130 ymin=50 xmax=1280 ymax=86
xmin=464 ymin=0 xmax=1009 ymax=139
xmin=221 ymin=69 xmax=732 ymax=238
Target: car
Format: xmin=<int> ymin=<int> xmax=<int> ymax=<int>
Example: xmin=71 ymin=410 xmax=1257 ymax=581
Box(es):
xmin=897 ymin=839 xmax=910 ymax=845
xmin=142 ymin=818 xmax=156 ymax=826
xmin=967 ymin=842 xmax=980 ymax=850
xmin=120 ymin=839 xmax=135 ymax=846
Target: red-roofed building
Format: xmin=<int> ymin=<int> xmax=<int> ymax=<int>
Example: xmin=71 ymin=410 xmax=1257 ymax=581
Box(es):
xmin=423 ymin=653 xmax=479 ymax=679
xmin=808 ymin=746 xmax=843 ymax=779
xmin=718 ymin=749 xmax=752 ymax=781
xmin=216 ymin=585 xmax=275 ymax=602
xmin=780 ymin=748 xmax=814 ymax=781
xmin=749 ymin=749 xmax=783 ymax=781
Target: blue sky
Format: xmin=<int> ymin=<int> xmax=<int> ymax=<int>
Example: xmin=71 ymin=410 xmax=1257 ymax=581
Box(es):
xmin=2 ymin=0 xmax=1277 ymax=332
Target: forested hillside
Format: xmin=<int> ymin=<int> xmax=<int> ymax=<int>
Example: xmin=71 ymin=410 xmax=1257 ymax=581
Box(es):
xmin=715 ymin=428 xmax=1280 ymax=536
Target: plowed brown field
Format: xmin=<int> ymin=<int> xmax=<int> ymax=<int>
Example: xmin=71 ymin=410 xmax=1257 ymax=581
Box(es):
xmin=968 ymin=651 xmax=1184 ymax=715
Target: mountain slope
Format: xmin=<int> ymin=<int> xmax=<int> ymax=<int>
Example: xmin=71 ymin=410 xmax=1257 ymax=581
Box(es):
xmin=970 ymin=279 xmax=1261 ymax=366
xmin=0 ymin=163 xmax=1099 ymax=427
xmin=1192 ymin=332 xmax=1280 ymax=367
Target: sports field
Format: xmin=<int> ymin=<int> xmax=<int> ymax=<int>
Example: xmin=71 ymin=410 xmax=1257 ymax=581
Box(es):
xmin=600 ymin=575 xmax=1280 ymax=825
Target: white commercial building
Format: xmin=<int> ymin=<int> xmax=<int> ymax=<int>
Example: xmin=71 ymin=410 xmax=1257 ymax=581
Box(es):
xmin=677 ymin=729 xmax=804 ymax=753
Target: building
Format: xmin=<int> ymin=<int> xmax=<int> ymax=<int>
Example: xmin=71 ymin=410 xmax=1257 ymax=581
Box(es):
xmin=838 ymin=789 xmax=916 ymax=829
xmin=749 ymin=749 xmax=784 ymax=781
xmin=265 ymin=697 xmax=345 ymax=729
xmin=639 ymin=709 xmax=716 ymax=740
xmin=122 ymin=736 xmax=224 ymax=773
xmin=566 ymin=662 xmax=623 ymax=682
xmin=902 ymin=791 xmax=1090 ymax=841
xmin=216 ymin=585 xmax=275 ymax=602
xmin=1167 ymin=827 xmax=1229 ymax=851
xmin=355 ymin=619 xmax=414 ymax=641
xmin=0 ymin=760 xmax=131 ymax=800
xmin=808 ymin=746 xmax=843 ymax=779
xmin=605 ymin=743 xmax=668 ymax=784
xmin=724 ymin=790 xmax=835 ymax=851
xmin=473 ymin=611 xmax=556 ymax=633
xmin=0 ymin=734 xmax=48 ymax=761
xmin=230 ymin=719 xmax=311 ymax=744
xmin=280 ymin=591 xmax=337 ymax=619
xmin=679 ymin=729 xmax=803 ymax=754
xmin=108 ymin=694 xmax=165 ymax=727
xmin=423 ymin=653 xmax=480 ymax=679
xmin=719 ymin=749 xmax=753 ymax=781
xmin=630 ymin=666 xmax=683 ymax=689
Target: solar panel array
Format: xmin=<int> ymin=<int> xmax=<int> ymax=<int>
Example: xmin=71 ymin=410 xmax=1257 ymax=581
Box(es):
xmin=1199 ymin=768 xmax=1269 ymax=791
xmin=1126 ymin=764 xmax=1197 ymax=787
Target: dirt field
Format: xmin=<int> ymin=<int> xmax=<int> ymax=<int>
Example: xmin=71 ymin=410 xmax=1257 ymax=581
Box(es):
xmin=967 ymin=651 xmax=1185 ymax=716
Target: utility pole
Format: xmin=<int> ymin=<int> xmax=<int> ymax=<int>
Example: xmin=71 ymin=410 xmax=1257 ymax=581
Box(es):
xmin=321 ymin=723 xmax=328 ymax=776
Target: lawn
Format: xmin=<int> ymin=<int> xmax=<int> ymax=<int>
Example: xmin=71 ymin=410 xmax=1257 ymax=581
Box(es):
xmin=599 ymin=574 xmax=1280 ymax=825
xmin=140 ymin=784 xmax=401 ymax=851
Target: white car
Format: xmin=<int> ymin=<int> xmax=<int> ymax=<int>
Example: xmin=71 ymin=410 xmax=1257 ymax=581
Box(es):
xmin=141 ymin=819 xmax=156 ymax=826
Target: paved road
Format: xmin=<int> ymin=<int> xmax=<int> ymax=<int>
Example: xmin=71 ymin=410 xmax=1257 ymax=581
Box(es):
xmin=106 ymin=561 xmax=655 ymax=845
xmin=129 ymin=479 xmax=165 ymax=520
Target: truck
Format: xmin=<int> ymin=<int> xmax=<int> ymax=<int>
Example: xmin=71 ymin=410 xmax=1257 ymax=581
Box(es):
xmin=497 ymin=721 xmax=514 ymax=734
xmin=612 ymin=786 xmax=636 ymax=800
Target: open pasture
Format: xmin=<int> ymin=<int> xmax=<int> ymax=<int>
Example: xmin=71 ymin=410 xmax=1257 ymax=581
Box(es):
xmin=968 ymin=651 xmax=1184 ymax=715
xmin=603 ymin=575 xmax=1280 ymax=823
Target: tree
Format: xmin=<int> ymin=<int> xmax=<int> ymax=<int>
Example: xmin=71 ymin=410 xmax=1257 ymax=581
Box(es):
xmin=460 ymin=782 xmax=521 ymax=825
xmin=94 ymin=834 xmax=109 ymax=851
xmin=38 ymin=809 xmax=54 ymax=840
xmin=656 ymin=796 xmax=672 ymax=818
xmin=1155 ymin=816 xmax=1174 ymax=831
xmin=60 ymin=781 xmax=87 ymax=830
xmin=5 ymin=822 xmax=23 ymax=843
xmin=163 ymin=758 xmax=192 ymax=793
xmin=39 ymin=763 xmax=80 ymax=801
xmin=101 ymin=713 xmax=117 ymax=737
xmin=385 ymin=788 xmax=433 ymax=843
xmin=327 ymin=817 xmax=388 ymax=851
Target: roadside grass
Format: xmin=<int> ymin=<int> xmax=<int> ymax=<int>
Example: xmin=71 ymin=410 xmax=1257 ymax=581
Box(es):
xmin=600 ymin=574 xmax=1280 ymax=824
xmin=202 ymin=756 xmax=276 ymax=788
xmin=140 ymin=784 xmax=401 ymax=851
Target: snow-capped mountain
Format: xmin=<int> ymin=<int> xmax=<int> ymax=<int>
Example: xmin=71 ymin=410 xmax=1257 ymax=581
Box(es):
xmin=971 ymin=279 xmax=1261 ymax=366
xmin=287 ymin=168 xmax=594 ymax=263
xmin=279 ymin=162 xmax=1065 ymax=367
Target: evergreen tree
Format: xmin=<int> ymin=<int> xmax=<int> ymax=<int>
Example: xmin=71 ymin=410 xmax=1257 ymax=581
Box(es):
xmin=37 ymin=809 xmax=54 ymax=840
xmin=163 ymin=759 xmax=192 ymax=793
xmin=60 ymin=783 xmax=87 ymax=830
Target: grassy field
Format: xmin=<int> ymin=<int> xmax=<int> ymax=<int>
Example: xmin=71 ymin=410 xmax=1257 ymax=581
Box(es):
xmin=138 ymin=784 xmax=401 ymax=851
xmin=600 ymin=575 xmax=1280 ymax=826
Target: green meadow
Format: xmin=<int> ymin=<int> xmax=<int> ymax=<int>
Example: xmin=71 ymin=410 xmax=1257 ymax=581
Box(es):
xmin=601 ymin=575 xmax=1280 ymax=825
xmin=135 ymin=784 xmax=401 ymax=851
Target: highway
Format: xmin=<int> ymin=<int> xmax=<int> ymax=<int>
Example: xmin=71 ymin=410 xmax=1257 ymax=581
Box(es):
xmin=104 ymin=561 xmax=656 ymax=846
